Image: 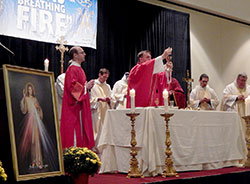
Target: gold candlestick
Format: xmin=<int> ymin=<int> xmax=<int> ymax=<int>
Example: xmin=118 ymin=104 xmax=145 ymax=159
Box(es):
xmin=126 ymin=112 xmax=143 ymax=178
xmin=160 ymin=113 xmax=179 ymax=177
xmin=242 ymin=115 xmax=250 ymax=167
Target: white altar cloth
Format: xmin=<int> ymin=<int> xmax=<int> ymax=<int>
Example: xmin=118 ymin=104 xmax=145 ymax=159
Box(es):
xmin=97 ymin=107 xmax=247 ymax=176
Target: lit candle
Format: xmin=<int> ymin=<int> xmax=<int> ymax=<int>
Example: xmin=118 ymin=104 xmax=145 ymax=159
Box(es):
xmin=130 ymin=89 xmax=135 ymax=113
xmin=44 ymin=58 xmax=49 ymax=71
xmin=163 ymin=89 xmax=169 ymax=113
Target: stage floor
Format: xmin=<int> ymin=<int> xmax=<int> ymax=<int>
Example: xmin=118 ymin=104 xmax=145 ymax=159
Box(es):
xmin=89 ymin=167 xmax=250 ymax=184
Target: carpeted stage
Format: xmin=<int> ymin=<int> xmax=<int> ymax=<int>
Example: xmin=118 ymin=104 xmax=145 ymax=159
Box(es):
xmin=89 ymin=167 xmax=250 ymax=184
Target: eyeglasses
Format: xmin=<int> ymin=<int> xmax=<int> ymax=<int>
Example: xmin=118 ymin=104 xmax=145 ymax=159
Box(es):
xmin=78 ymin=51 xmax=85 ymax=54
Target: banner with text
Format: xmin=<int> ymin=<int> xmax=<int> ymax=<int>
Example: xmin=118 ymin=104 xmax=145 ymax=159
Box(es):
xmin=0 ymin=0 xmax=98 ymax=49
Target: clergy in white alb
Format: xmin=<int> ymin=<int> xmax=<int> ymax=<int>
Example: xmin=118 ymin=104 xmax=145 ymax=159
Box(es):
xmin=55 ymin=73 xmax=65 ymax=124
xmin=190 ymin=73 xmax=219 ymax=110
xmin=221 ymin=73 xmax=250 ymax=135
xmin=111 ymin=72 xmax=129 ymax=109
xmin=90 ymin=68 xmax=113 ymax=141
xmin=55 ymin=60 xmax=73 ymax=124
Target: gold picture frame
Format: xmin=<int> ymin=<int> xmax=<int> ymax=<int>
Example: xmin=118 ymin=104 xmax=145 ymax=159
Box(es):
xmin=2 ymin=64 xmax=64 ymax=181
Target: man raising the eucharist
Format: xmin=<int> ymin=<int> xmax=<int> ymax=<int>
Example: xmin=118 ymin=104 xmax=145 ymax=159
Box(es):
xmin=127 ymin=47 xmax=172 ymax=108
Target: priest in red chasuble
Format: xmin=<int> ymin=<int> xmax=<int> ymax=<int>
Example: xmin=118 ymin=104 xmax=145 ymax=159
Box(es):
xmin=150 ymin=60 xmax=186 ymax=108
xmin=60 ymin=46 xmax=95 ymax=149
xmin=127 ymin=47 xmax=172 ymax=108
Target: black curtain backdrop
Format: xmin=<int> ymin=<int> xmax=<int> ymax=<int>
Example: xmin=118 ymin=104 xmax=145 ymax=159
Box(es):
xmin=0 ymin=0 xmax=190 ymax=94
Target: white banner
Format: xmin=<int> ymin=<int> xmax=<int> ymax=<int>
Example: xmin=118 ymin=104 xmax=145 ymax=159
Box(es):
xmin=0 ymin=0 xmax=98 ymax=49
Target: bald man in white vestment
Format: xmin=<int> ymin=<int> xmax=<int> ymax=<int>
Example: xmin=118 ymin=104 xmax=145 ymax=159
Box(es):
xmin=55 ymin=73 xmax=65 ymax=124
xmin=190 ymin=73 xmax=219 ymax=110
xmin=221 ymin=73 xmax=250 ymax=135
xmin=111 ymin=72 xmax=129 ymax=109
xmin=55 ymin=61 xmax=73 ymax=124
xmin=90 ymin=68 xmax=112 ymax=141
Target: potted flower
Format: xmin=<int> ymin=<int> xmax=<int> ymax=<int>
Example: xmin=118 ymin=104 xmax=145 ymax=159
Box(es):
xmin=0 ymin=161 xmax=7 ymax=183
xmin=63 ymin=147 xmax=102 ymax=184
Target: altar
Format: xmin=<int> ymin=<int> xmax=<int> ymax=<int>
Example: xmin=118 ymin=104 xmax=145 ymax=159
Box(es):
xmin=97 ymin=107 xmax=247 ymax=176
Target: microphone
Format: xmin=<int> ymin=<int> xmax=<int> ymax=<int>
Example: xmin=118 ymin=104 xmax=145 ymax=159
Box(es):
xmin=0 ymin=42 xmax=15 ymax=56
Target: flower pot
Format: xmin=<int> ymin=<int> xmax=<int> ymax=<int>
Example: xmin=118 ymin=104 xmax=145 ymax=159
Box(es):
xmin=72 ymin=173 xmax=89 ymax=184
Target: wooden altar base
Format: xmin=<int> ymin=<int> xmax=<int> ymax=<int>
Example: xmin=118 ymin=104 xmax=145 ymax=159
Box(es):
xmin=89 ymin=167 xmax=250 ymax=184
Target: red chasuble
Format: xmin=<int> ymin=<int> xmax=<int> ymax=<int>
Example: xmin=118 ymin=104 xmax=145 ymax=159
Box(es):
xmin=60 ymin=65 xmax=94 ymax=149
xmin=150 ymin=72 xmax=186 ymax=108
xmin=127 ymin=59 xmax=155 ymax=108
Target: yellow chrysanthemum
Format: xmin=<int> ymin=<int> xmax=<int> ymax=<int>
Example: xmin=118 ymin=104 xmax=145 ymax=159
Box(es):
xmin=63 ymin=147 xmax=102 ymax=176
xmin=90 ymin=159 xmax=97 ymax=164
xmin=3 ymin=174 xmax=7 ymax=180
xmin=83 ymin=147 xmax=88 ymax=152
xmin=0 ymin=164 xmax=7 ymax=182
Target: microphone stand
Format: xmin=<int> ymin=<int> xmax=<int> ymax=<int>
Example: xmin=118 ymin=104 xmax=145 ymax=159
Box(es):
xmin=0 ymin=42 xmax=15 ymax=56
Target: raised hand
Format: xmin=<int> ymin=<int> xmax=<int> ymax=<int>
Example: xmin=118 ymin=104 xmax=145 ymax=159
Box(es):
xmin=161 ymin=47 xmax=172 ymax=60
xmin=86 ymin=80 xmax=95 ymax=90
xmin=23 ymin=89 xmax=26 ymax=98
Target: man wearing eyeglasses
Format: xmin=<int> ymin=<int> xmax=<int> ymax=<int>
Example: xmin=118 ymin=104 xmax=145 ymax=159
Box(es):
xmin=60 ymin=46 xmax=95 ymax=149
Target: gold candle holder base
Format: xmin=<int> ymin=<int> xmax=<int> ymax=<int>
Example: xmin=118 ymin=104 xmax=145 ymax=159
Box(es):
xmin=160 ymin=113 xmax=179 ymax=177
xmin=126 ymin=112 xmax=144 ymax=178
xmin=242 ymin=116 xmax=250 ymax=167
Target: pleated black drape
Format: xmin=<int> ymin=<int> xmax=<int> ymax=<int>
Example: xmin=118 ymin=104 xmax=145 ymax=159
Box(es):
xmin=0 ymin=0 xmax=190 ymax=93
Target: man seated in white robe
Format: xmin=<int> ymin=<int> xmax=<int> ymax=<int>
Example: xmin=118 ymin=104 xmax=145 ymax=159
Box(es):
xmin=190 ymin=73 xmax=219 ymax=110
xmin=90 ymin=68 xmax=113 ymax=142
xmin=111 ymin=72 xmax=129 ymax=109
xmin=55 ymin=73 xmax=65 ymax=124
xmin=55 ymin=61 xmax=73 ymax=125
xmin=221 ymin=72 xmax=250 ymax=135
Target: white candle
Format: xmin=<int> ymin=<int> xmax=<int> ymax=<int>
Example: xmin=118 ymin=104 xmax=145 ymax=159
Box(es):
xmin=130 ymin=89 xmax=135 ymax=113
xmin=163 ymin=89 xmax=169 ymax=113
xmin=44 ymin=58 xmax=49 ymax=71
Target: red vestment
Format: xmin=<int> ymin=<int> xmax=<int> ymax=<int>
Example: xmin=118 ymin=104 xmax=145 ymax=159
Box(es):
xmin=60 ymin=65 xmax=94 ymax=149
xmin=150 ymin=72 xmax=186 ymax=108
xmin=127 ymin=59 xmax=155 ymax=107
